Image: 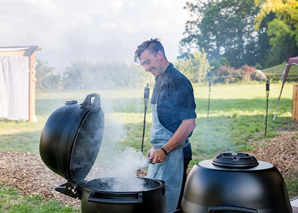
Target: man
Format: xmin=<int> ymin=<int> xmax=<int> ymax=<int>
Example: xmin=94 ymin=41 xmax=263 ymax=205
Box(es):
xmin=134 ymin=38 xmax=196 ymax=213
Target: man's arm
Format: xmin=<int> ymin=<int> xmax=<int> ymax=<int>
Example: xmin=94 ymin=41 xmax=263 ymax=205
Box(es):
xmin=149 ymin=118 xmax=196 ymax=164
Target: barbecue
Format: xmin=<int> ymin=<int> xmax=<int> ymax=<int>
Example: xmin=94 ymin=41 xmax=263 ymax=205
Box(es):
xmin=182 ymin=152 xmax=292 ymax=212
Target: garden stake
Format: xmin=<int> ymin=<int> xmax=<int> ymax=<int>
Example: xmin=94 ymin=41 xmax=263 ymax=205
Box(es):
xmin=141 ymin=83 xmax=150 ymax=154
xmin=207 ymin=80 xmax=212 ymax=120
xmin=265 ymin=80 xmax=270 ymax=138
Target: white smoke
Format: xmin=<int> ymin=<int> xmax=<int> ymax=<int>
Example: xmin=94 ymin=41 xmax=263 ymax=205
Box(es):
xmin=85 ymin=95 xmax=148 ymax=180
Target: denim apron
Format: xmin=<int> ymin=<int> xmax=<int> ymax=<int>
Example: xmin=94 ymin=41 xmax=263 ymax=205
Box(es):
xmin=147 ymin=103 xmax=189 ymax=213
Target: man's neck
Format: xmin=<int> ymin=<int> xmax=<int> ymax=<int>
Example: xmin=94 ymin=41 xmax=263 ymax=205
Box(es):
xmin=161 ymin=61 xmax=170 ymax=76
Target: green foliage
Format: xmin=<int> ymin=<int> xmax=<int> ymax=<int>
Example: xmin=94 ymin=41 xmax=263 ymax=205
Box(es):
xmin=181 ymin=0 xmax=298 ymax=69
xmin=219 ymin=57 xmax=231 ymax=67
xmin=210 ymin=60 xmax=221 ymax=71
xmin=62 ymin=61 xmax=150 ymax=90
xmin=35 ymin=60 xmax=61 ymax=91
xmin=181 ymin=0 xmax=264 ymax=68
xmin=62 ymin=60 xmax=92 ymax=90
xmin=253 ymin=0 xmax=298 ymax=67
xmin=36 ymin=59 xmax=150 ymax=92
xmin=254 ymin=0 xmax=298 ymax=46
xmin=174 ymin=48 xmax=213 ymax=83
xmin=175 ymin=58 xmax=194 ymax=81
xmin=210 ymin=57 xmax=231 ymax=72
xmin=212 ymin=64 xmax=256 ymax=83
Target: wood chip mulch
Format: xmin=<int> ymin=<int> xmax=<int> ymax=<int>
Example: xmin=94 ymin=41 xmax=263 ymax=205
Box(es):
xmin=0 ymin=151 xmax=81 ymax=208
xmin=0 ymin=151 xmax=147 ymax=209
xmin=249 ymin=130 xmax=298 ymax=179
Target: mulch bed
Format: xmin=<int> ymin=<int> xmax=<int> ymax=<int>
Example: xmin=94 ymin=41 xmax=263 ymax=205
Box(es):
xmin=249 ymin=130 xmax=298 ymax=179
xmin=0 ymin=129 xmax=297 ymax=208
xmin=0 ymin=151 xmax=147 ymax=209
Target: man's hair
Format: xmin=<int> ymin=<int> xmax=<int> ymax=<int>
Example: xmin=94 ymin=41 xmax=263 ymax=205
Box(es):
xmin=134 ymin=38 xmax=167 ymax=63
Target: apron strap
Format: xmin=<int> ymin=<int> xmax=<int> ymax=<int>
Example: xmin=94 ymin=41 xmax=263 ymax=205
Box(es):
xmin=175 ymin=140 xmax=190 ymax=150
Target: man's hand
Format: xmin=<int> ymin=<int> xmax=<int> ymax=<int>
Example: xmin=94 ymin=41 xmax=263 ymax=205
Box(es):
xmin=148 ymin=148 xmax=166 ymax=164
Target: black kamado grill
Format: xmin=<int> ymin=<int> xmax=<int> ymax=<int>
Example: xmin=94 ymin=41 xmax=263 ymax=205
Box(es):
xmin=39 ymin=93 xmax=166 ymax=213
xmin=40 ymin=94 xmax=292 ymax=213
xmin=181 ymin=153 xmax=292 ymax=213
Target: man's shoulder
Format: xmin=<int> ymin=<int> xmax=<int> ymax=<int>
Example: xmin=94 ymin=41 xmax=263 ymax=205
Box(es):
xmin=167 ymin=64 xmax=190 ymax=83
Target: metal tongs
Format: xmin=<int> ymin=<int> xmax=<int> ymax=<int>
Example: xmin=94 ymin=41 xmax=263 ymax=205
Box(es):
xmin=131 ymin=158 xmax=153 ymax=176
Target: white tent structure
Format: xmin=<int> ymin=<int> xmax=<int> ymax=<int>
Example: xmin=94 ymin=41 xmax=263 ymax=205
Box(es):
xmin=0 ymin=46 xmax=41 ymax=122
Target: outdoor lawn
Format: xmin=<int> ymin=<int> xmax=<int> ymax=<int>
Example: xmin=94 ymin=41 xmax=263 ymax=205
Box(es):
xmin=1 ymin=82 xmax=297 ymax=211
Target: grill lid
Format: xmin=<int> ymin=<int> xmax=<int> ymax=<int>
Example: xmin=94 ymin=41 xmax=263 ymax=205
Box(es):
xmin=40 ymin=93 xmax=104 ymax=183
xmin=212 ymin=153 xmax=259 ymax=168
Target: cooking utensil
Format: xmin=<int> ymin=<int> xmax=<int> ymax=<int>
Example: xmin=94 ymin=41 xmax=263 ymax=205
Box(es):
xmin=131 ymin=159 xmax=153 ymax=175
xmin=141 ymin=83 xmax=150 ymax=154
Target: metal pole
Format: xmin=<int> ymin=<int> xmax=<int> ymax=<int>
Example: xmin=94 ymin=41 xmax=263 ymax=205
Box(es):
xmin=207 ymin=80 xmax=212 ymax=119
xmin=265 ymin=80 xmax=270 ymax=138
xmin=141 ymin=83 xmax=150 ymax=154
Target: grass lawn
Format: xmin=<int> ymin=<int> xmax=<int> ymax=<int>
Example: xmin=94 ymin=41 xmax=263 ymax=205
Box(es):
xmin=262 ymin=62 xmax=298 ymax=75
xmin=0 ymin=83 xmax=294 ymax=160
xmin=0 ymin=82 xmax=297 ymax=210
xmin=113 ymin=82 xmax=295 ymax=165
xmin=0 ymin=184 xmax=79 ymax=213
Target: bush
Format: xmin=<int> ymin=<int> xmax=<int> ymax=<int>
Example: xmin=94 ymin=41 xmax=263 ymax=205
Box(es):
xmin=213 ymin=64 xmax=257 ymax=83
xmin=240 ymin=65 xmax=256 ymax=76
xmin=210 ymin=60 xmax=221 ymax=71
xmin=219 ymin=57 xmax=231 ymax=67
xmin=214 ymin=65 xmax=239 ymax=83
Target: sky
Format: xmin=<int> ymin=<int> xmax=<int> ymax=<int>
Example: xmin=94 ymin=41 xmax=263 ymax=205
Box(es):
xmin=0 ymin=0 xmax=190 ymax=71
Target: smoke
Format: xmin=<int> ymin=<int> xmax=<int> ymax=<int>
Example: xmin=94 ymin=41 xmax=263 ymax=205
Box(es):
xmin=86 ymin=177 xmax=151 ymax=192
xmin=84 ymin=95 xmax=148 ymax=181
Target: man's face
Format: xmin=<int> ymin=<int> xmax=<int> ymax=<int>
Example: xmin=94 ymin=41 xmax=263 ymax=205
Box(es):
xmin=139 ymin=49 xmax=164 ymax=78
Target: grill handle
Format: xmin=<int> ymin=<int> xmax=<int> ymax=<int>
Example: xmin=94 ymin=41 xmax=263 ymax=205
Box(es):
xmin=55 ymin=182 xmax=81 ymax=199
xmin=208 ymin=206 xmax=258 ymax=213
xmin=88 ymin=191 xmax=143 ymax=204
xmin=81 ymin=93 xmax=101 ymax=110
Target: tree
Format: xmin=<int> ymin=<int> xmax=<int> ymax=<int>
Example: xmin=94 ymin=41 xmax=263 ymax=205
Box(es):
xmin=175 ymin=48 xmax=213 ymax=83
xmin=62 ymin=60 xmax=150 ymax=90
xmin=180 ymin=0 xmax=268 ymax=68
xmin=192 ymin=48 xmax=213 ymax=82
xmin=254 ymin=0 xmax=298 ymax=46
xmin=35 ymin=59 xmax=61 ymax=91
xmin=62 ymin=60 xmax=92 ymax=90
xmin=254 ymin=0 xmax=298 ymax=66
